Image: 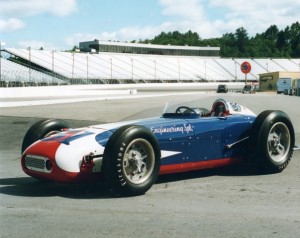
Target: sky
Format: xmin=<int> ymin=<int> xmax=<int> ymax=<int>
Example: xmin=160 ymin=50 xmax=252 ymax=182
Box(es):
xmin=0 ymin=0 xmax=300 ymax=51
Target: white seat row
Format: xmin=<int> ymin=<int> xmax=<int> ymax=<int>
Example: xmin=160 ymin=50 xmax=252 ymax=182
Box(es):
xmin=4 ymin=48 xmax=300 ymax=83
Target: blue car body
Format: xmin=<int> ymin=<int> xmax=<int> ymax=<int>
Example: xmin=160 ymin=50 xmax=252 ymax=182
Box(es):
xmin=111 ymin=114 xmax=253 ymax=171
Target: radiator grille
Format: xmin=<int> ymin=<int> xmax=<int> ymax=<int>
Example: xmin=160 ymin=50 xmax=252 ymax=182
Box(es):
xmin=24 ymin=155 xmax=51 ymax=173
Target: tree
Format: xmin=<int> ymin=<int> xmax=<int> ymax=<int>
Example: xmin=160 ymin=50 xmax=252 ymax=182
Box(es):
xmin=289 ymin=22 xmax=300 ymax=57
xmin=220 ymin=33 xmax=238 ymax=57
xmin=72 ymin=45 xmax=79 ymax=52
xmin=263 ymin=25 xmax=280 ymax=56
xmin=235 ymin=27 xmax=250 ymax=56
xmin=184 ymin=30 xmax=201 ymax=46
xmin=264 ymin=25 xmax=279 ymax=42
xmin=137 ymin=22 xmax=299 ymax=58
xmin=276 ymin=29 xmax=291 ymax=57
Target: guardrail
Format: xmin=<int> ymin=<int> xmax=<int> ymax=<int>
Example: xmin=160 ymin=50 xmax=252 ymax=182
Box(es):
xmin=0 ymin=83 xmax=245 ymax=99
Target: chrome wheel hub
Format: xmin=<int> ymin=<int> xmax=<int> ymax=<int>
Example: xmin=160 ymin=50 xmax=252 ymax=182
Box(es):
xmin=123 ymin=139 xmax=155 ymax=184
xmin=267 ymin=122 xmax=290 ymax=163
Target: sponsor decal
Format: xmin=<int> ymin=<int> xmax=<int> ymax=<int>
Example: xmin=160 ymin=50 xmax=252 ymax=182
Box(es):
xmin=260 ymin=75 xmax=273 ymax=82
xmin=151 ymin=124 xmax=193 ymax=135
xmin=60 ymin=131 xmax=95 ymax=145
xmin=42 ymin=130 xmax=94 ymax=145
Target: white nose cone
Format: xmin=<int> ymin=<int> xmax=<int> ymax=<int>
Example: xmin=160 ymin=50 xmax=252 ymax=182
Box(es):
xmin=55 ymin=129 xmax=106 ymax=172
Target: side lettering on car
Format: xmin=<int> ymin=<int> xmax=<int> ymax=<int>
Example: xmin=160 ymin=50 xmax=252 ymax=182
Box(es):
xmin=151 ymin=124 xmax=193 ymax=135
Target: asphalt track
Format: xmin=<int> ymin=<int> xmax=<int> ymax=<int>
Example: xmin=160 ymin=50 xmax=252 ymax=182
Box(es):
xmin=0 ymin=90 xmax=300 ymax=238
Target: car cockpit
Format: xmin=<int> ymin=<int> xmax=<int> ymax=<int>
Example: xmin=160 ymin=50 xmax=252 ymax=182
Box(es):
xmin=162 ymin=98 xmax=256 ymax=119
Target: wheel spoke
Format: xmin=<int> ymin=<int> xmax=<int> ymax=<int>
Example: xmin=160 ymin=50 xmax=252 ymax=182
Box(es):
xmin=268 ymin=140 xmax=273 ymax=150
xmin=276 ymin=143 xmax=284 ymax=155
xmin=141 ymin=154 xmax=147 ymax=161
xmin=269 ymin=132 xmax=277 ymax=141
xmin=277 ymin=132 xmax=282 ymax=140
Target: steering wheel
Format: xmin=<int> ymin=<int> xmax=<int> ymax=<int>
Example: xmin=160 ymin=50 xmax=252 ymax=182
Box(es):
xmin=175 ymin=106 xmax=197 ymax=114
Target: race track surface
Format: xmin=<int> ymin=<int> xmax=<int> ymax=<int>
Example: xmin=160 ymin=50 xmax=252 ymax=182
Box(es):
xmin=1 ymin=91 xmax=300 ymax=238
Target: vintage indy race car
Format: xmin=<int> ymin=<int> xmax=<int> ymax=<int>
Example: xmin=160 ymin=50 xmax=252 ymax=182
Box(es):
xmin=21 ymin=98 xmax=296 ymax=196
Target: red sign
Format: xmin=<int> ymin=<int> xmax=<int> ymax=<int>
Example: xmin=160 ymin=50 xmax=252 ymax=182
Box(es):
xmin=240 ymin=61 xmax=251 ymax=74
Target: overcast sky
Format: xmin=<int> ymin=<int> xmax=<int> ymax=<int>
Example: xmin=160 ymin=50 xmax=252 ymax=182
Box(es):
xmin=1 ymin=0 xmax=299 ymax=50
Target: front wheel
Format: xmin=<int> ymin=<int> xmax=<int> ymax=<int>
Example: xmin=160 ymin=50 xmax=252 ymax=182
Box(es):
xmin=103 ymin=125 xmax=161 ymax=196
xmin=250 ymin=110 xmax=295 ymax=173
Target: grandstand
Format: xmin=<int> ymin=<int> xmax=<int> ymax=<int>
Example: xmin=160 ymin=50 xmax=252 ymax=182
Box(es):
xmin=1 ymin=47 xmax=300 ymax=87
xmin=0 ymin=57 xmax=65 ymax=87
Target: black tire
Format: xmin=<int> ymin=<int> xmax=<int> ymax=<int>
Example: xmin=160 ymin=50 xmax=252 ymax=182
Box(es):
xmin=21 ymin=119 xmax=71 ymax=153
xmin=103 ymin=125 xmax=161 ymax=196
xmin=250 ymin=110 xmax=295 ymax=173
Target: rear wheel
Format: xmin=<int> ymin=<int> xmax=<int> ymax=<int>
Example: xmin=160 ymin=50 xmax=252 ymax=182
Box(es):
xmin=250 ymin=110 xmax=294 ymax=173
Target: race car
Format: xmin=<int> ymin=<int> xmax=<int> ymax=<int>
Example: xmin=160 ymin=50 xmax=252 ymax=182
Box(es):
xmin=21 ymin=98 xmax=296 ymax=196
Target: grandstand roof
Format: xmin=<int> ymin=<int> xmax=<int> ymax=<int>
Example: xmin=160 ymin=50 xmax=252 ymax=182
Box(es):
xmin=79 ymin=40 xmax=220 ymax=57
xmin=81 ymin=39 xmax=220 ymax=51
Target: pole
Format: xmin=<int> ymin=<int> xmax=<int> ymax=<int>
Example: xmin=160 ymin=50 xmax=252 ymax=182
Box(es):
xmin=204 ymin=60 xmax=206 ymax=81
xmin=235 ymin=62 xmax=237 ymax=81
xmin=110 ymin=58 xmax=112 ymax=81
xmin=154 ymin=60 xmax=156 ymax=80
xmin=72 ymin=53 xmax=74 ymax=82
xmin=86 ymin=55 xmax=89 ymax=84
xmin=0 ymin=42 xmax=6 ymax=86
xmin=0 ymin=42 xmax=2 ymax=82
xmin=131 ymin=59 xmax=133 ymax=80
xmin=52 ymin=50 xmax=55 ymax=84
xmin=28 ymin=47 xmax=31 ymax=84
xmin=178 ymin=60 xmax=180 ymax=81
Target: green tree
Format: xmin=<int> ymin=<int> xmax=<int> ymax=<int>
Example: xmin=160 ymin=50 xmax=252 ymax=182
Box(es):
xmin=137 ymin=22 xmax=299 ymax=58
xmin=220 ymin=33 xmax=238 ymax=57
xmin=289 ymin=22 xmax=300 ymax=57
xmin=72 ymin=45 xmax=79 ymax=52
xmin=276 ymin=29 xmax=291 ymax=57
xmin=235 ymin=27 xmax=250 ymax=57
xmin=184 ymin=30 xmax=201 ymax=46
xmin=263 ymin=25 xmax=279 ymax=56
